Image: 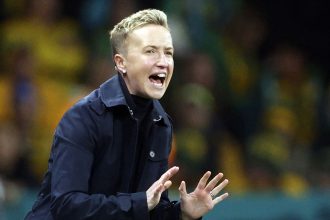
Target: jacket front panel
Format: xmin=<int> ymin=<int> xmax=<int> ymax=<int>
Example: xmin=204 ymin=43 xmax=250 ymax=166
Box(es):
xmin=25 ymin=74 xmax=180 ymax=220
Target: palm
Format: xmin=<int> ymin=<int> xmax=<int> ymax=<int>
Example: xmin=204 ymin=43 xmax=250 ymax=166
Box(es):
xmin=181 ymin=189 xmax=214 ymax=218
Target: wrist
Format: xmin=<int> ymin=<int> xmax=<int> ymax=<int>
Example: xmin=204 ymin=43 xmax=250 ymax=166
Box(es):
xmin=181 ymin=215 xmax=191 ymax=220
xmin=180 ymin=211 xmax=195 ymax=220
xmin=180 ymin=209 xmax=202 ymax=220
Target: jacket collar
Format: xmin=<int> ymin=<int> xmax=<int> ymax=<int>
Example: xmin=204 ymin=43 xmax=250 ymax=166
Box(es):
xmin=100 ymin=73 xmax=127 ymax=108
xmin=99 ymin=73 xmax=170 ymax=126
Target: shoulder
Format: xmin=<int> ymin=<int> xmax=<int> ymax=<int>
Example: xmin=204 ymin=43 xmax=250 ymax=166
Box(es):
xmin=57 ymin=87 xmax=108 ymax=133
xmin=55 ymin=88 xmax=113 ymax=150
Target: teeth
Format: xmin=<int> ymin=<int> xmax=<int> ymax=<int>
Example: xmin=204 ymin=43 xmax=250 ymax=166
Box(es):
xmin=157 ymin=73 xmax=166 ymax=78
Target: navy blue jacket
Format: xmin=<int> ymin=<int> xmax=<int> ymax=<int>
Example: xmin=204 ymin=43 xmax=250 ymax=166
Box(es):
xmin=25 ymin=74 xmax=181 ymax=220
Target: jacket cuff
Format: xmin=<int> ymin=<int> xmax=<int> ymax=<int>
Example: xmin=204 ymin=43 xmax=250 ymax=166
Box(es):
xmin=131 ymin=192 xmax=149 ymax=220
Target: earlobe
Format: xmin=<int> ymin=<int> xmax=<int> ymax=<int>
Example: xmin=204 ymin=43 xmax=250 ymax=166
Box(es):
xmin=114 ymin=54 xmax=126 ymax=74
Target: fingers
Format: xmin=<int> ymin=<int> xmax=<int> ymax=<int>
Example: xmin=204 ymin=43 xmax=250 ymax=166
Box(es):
xmin=198 ymin=172 xmax=229 ymax=204
xmin=154 ymin=182 xmax=164 ymax=195
xmin=147 ymin=181 xmax=165 ymax=211
xmin=150 ymin=167 xmax=178 ymax=197
xmin=197 ymin=171 xmax=212 ymax=190
xmin=211 ymin=178 xmax=229 ymax=196
xmin=213 ymin=192 xmax=229 ymax=205
xmin=150 ymin=166 xmax=178 ymax=194
xmin=159 ymin=166 xmax=179 ymax=185
xmin=164 ymin=180 xmax=172 ymax=189
xmin=146 ymin=167 xmax=179 ymax=211
xmin=205 ymin=172 xmax=224 ymax=192
xmin=179 ymin=181 xmax=187 ymax=198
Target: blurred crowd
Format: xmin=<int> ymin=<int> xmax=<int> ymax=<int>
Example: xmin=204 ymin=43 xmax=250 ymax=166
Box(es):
xmin=0 ymin=0 xmax=329 ymax=218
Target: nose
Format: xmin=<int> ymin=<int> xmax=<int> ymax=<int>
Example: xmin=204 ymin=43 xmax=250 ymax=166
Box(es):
xmin=156 ymin=52 xmax=170 ymax=68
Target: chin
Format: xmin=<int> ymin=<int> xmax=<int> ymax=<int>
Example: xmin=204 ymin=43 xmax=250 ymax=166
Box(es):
xmin=149 ymin=94 xmax=163 ymax=100
xmin=148 ymin=92 xmax=165 ymax=100
xmin=143 ymin=87 xmax=166 ymax=100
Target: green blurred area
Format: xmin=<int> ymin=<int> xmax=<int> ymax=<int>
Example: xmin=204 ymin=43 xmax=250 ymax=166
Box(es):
xmin=0 ymin=0 xmax=329 ymax=219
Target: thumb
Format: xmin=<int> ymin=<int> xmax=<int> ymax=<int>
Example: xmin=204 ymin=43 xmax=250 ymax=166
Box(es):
xmin=179 ymin=181 xmax=187 ymax=198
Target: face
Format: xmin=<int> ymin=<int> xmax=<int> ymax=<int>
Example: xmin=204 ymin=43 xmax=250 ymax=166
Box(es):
xmin=115 ymin=24 xmax=174 ymax=99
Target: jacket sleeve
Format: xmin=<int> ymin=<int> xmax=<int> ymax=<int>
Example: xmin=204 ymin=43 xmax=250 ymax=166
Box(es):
xmin=150 ymin=192 xmax=181 ymax=220
xmin=152 ymin=195 xmax=203 ymax=220
xmin=49 ymin=103 xmax=149 ymax=220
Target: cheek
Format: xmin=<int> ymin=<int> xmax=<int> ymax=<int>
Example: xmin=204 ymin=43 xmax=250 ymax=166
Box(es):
xmin=168 ymin=62 xmax=174 ymax=77
xmin=169 ymin=59 xmax=174 ymax=71
xmin=143 ymin=59 xmax=155 ymax=68
xmin=170 ymin=62 xmax=174 ymax=72
xmin=129 ymin=59 xmax=152 ymax=74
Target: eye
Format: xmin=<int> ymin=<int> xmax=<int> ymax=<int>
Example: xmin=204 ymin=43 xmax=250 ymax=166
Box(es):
xmin=165 ymin=51 xmax=174 ymax=56
xmin=146 ymin=48 xmax=156 ymax=54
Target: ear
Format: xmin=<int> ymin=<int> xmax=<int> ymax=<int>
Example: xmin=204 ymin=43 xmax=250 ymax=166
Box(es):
xmin=114 ymin=54 xmax=126 ymax=73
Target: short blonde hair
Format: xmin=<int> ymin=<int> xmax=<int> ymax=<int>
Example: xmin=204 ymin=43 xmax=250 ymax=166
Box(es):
xmin=109 ymin=9 xmax=169 ymax=56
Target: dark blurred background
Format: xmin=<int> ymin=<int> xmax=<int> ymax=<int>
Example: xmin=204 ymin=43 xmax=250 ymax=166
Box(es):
xmin=0 ymin=0 xmax=329 ymax=219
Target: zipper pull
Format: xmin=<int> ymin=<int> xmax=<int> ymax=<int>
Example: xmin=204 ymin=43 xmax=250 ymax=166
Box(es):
xmin=153 ymin=115 xmax=162 ymax=122
xmin=128 ymin=107 xmax=134 ymax=117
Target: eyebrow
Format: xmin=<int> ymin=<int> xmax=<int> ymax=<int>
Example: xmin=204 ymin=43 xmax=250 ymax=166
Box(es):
xmin=144 ymin=45 xmax=174 ymax=51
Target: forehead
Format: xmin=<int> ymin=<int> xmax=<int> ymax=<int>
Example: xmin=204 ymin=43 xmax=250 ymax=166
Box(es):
xmin=126 ymin=24 xmax=173 ymax=48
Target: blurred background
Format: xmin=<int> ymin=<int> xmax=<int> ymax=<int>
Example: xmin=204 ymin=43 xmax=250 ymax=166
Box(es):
xmin=0 ymin=0 xmax=329 ymax=219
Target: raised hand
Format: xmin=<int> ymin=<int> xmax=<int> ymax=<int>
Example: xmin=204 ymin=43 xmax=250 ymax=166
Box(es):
xmin=146 ymin=166 xmax=179 ymax=210
xmin=179 ymin=171 xmax=229 ymax=220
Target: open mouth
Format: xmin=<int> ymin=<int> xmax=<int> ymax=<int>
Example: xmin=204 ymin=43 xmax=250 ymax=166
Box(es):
xmin=149 ymin=73 xmax=166 ymax=86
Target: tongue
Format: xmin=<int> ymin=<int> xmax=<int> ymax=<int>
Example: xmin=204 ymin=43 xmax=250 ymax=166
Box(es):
xmin=149 ymin=76 xmax=162 ymax=84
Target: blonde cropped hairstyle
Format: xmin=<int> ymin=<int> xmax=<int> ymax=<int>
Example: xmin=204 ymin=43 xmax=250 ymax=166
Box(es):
xmin=109 ymin=9 xmax=169 ymax=56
